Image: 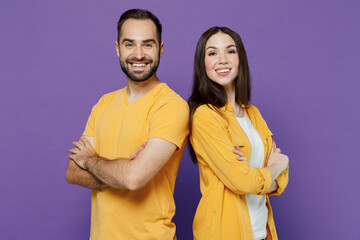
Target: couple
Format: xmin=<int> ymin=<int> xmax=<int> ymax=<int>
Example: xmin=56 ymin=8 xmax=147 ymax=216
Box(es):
xmin=66 ymin=9 xmax=289 ymax=240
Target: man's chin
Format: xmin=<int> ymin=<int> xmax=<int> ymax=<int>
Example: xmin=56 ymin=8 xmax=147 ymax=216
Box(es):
xmin=126 ymin=73 xmax=152 ymax=82
xmin=121 ymin=62 xmax=158 ymax=82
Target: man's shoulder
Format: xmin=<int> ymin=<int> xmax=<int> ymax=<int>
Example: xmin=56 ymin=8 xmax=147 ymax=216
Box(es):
xmin=156 ymin=83 xmax=188 ymax=108
xmin=101 ymin=87 xmax=125 ymax=100
xmin=95 ymin=87 xmax=125 ymax=106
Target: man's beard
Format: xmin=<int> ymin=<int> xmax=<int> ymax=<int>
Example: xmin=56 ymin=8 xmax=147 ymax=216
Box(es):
xmin=120 ymin=55 xmax=160 ymax=82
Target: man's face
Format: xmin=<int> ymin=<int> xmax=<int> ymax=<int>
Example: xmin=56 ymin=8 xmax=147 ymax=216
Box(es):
xmin=116 ymin=19 xmax=163 ymax=82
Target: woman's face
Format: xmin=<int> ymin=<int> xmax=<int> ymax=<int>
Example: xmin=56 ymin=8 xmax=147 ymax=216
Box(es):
xmin=204 ymin=32 xmax=239 ymax=92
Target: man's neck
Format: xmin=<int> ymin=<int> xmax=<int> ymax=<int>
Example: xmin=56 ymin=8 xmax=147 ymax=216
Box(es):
xmin=126 ymin=74 xmax=161 ymax=103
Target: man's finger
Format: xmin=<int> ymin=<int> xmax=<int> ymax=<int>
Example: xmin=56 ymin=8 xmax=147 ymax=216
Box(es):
xmin=129 ymin=142 xmax=147 ymax=160
xmin=72 ymin=141 xmax=83 ymax=150
xmin=80 ymin=137 xmax=93 ymax=149
xmin=69 ymin=148 xmax=78 ymax=154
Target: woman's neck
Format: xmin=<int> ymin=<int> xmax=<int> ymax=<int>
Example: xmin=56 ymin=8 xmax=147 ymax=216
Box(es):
xmin=226 ymin=87 xmax=244 ymax=118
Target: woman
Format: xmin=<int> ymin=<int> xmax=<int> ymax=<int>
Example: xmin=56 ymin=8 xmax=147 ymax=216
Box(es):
xmin=188 ymin=27 xmax=289 ymax=240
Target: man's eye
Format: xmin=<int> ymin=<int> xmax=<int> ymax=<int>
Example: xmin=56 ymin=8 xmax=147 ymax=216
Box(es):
xmin=144 ymin=44 xmax=152 ymax=48
xmin=125 ymin=43 xmax=133 ymax=47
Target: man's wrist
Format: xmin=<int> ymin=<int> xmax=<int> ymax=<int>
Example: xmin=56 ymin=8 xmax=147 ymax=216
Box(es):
xmin=84 ymin=156 xmax=99 ymax=171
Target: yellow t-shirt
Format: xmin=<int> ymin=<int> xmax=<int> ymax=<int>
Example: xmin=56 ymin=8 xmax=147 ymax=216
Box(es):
xmin=83 ymin=83 xmax=189 ymax=240
xmin=190 ymin=103 xmax=289 ymax=240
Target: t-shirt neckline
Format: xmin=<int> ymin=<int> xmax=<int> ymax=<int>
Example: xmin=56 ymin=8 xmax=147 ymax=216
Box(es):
xmin=124 ymin=82 xmax=165 ymax=105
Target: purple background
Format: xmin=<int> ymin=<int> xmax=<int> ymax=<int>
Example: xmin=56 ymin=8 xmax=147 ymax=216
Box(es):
xmin=1 ymin=0 xmax=359 ymax=239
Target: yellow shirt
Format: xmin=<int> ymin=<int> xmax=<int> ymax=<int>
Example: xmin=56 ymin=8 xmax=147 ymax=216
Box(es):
xmin=83 ymin=83 xmax=189 ymax=240
xmin=190 ymin=103 xmax=289 ymax=240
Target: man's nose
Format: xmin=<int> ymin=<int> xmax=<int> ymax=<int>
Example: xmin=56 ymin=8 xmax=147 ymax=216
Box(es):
xmin=134 ymin=46 xmax=145 ymax=60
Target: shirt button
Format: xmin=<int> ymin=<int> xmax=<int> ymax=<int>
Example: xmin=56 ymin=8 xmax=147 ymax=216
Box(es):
xmin=258 ymin=177 xmax=261 ymax=181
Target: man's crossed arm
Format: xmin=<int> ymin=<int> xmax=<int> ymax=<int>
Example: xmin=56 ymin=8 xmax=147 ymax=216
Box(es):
xmin=65 ymin=136 xmax=176 ymax=190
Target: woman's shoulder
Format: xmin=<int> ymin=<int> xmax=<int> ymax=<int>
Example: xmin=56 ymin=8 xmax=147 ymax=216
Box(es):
xmin=245 ymin=104 xmax=263 ymax=116
xmin=194 ymin=104 xmax=220 ymax=116
xmin=193 ymin=104 xmax=228 ymax=124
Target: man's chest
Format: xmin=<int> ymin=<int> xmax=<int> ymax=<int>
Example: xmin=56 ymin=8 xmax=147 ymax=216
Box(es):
xmin=94 ymin=104 xmax=152 ymax=158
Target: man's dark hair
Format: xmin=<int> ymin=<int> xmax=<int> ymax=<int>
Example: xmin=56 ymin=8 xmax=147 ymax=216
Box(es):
xmin=188 ymin=26 xmax=251 ymax=163
xmin=117 ymin=9 xmax=162 ymax=44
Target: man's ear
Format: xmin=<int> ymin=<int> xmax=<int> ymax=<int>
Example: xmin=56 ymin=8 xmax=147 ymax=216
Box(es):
xmin=115 ymin=41 xmax=120 ymax=57
xmin=159 ymin=41 xmax=164 ymax=58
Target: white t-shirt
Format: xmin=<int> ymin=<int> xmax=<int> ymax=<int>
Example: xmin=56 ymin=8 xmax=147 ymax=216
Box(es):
xmin=236 ymin=113 xmax=268 ymax=240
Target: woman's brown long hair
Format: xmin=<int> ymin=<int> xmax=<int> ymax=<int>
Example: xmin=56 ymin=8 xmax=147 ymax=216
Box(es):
xmin=188 ymin=26 xmax=251 ymax=163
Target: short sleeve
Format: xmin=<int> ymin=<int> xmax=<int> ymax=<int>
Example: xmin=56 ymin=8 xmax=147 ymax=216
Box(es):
xmin=149 ymin=98 xmax=189 ymax=149
xmin=82 ymin=97 xmax=104 ymax=137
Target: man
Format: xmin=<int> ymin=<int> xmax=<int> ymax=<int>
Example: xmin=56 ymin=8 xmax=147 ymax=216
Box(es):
xmin=66 ymin=9 xmax=189 ymax=240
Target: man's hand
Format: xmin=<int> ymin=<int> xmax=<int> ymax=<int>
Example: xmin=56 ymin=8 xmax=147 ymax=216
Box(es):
xmin=129 ymin=142 xmax=147 ymax=160
xmin=69 ymin=137 xmax=97 ymax=169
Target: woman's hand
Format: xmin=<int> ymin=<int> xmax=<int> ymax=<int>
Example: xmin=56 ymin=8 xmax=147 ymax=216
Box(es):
xmin=233 ymin=144 xmax=248 ymax=163
xmin=266 ymin=143 xmax=289 ymax=180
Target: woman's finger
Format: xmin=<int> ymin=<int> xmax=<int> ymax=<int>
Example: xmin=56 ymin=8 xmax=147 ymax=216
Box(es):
xmin=233 ymin=149 xmax=244 ymax=157
xmin=236 ymin=156 xmax=248 ymax=162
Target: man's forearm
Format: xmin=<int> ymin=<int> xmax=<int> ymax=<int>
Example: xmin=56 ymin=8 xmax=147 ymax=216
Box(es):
xmin=72 ymin=137 xmax=178 ymax=191
xmin=66 ymin=160 xmax=107 ymax=189
xmin=84 ymin=156 xmax=133 ymax=190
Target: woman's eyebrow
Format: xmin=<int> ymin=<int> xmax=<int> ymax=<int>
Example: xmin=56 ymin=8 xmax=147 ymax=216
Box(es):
xmin=206 ymin=45 xmax=236 ymax=51
xmin=206 ymin=46 xmax=217 ymax=51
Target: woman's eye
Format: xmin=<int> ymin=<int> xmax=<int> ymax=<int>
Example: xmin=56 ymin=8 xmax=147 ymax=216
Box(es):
xmin=208 ymin=52 xmax=216 ymax=56
xmin=228 ymin=50 xmax=236 ymax=54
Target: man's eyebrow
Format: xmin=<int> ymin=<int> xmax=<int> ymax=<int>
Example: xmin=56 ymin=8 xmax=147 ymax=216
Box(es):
xmin=121 ymin=38 xmax=134 ymax=43
xmin=142 ymin=39 xmax=156 ymax=44
xmin=121 ymin=39 xmax=157 ymax=44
